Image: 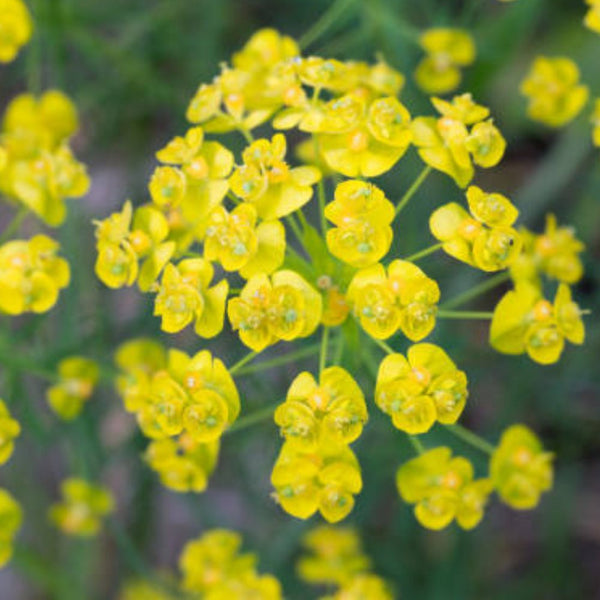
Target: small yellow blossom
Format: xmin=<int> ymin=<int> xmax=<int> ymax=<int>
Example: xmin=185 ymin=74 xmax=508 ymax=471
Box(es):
xmin=347 ymin=260 xmax=439 ymax=341
xmin=275 ymin=367 xmax=367 ymax=449
xmin=520 ymin=56 xmax=589 ymax=127
xmin=271 ymin=441 xmax=362 ymax=523
xmin=0 ymin=489 xmax=22 ymax=568
xmin=584 ymin=0 xmax=600 ymax=33
xmin=325 ymin=575 xmax=394 ymax=600
xmin=591 ymin=99 xmax=600 ymax=146
xmin=49 ymin=478 xmax=114 ymax=537
xmin=0 ymin=0 xmax=32 ymax=63
xmin=0 ymin=235 xmax=70 ymax=315
xmin=228 ymin=270 xmax=322 ymax=352
xmin=325 ymin=180 xmax=395 ymax=268
xmin=490 ymin=282 xmax=585 ymax=364
xmin=46 ymin=357 xmax=99 ymax=420
xmin=0 ymin=399 xmax=20 ymax=465
xmin=430 ymin=186 xmax=521 ymax=271
xmin=397 ymin=447 xmax=493 ymax=530
xmin=415 ymin=29 xmax=475 ymax=95
xmin=376 ymin=344 xmax=468 ymax=434
xmin=490 ymin=424 xmax=553 ymax=509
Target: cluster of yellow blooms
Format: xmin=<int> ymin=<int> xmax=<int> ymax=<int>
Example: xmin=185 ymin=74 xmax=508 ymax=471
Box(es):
xmin=89 ymin=26 xmax=591 ymax=538
xmin=298 ymin=525 xmax=393 ymax=600
xmin=0 ymin=0 xmax=32 ymax=63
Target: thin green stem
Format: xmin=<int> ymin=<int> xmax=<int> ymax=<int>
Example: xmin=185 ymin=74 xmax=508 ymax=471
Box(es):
xmin=404 ymin=242 xmax=443 ymax=263
xmin=395 ymin=165 xmax=432 ymax=217
xmin=236 ymin=124 xmax=255 ymax=144
xmin=319 ymin=327 xmax=330 ymax=376
xmin=437 ymin=310 xmax=494 ymax=320
xmin=408 ymin=435 xmax=425 ymax=455
xmin=371 ymin=337 xmax=396 ymax=355
xmin=235 ymin=343 xmax=321 ymax=376
xmin=298 ymin=0 xmax=357 ymax=50
xmin=445 ymin=423 xmax=495 ymax=455
xmin=313 ymin=136 xmax=328 ymax=234
xmin=286 ymin=215 xmax=310 ymax=257
xmin=441 ymin=272 xmax=510 ymax=310
xmin=297 ymin=207 xmax=310 ymax=231
xmin=0 ymin=207 xmax=28 ymax=244
xmin=225 ymin=403 xmax=279 ymax=434
xmin=229 ymin=351 xmax=258 ymax=375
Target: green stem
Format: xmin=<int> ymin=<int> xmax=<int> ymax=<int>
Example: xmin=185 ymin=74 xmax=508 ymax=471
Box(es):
xmin=298 ymin=0 xmax=357 ymax=50
xmin=371 ymin=337 xmax=396 ymax=355
xmin=0 ymin=207 xmax=28 ymax=244
xmin=313 ymin=136 xmax=328 ymax=234
xmin=441 ymin=272 xmax=510 ymax=310
xmin=395 ymin=165 xmax=432 ymax=217
xmin=408 ymin=435 xmax=425 ymax=455
xmin=229 ymin=351 xmax=258 ymax=375
xmin=235 ymin=343 xmax=321 ymax=376
xmin=319 ymin=327 xmax=330 ymax=376
xmin=437 ymin=310 xmax=494 ymax=320
xmin=236 ymin=124 xmax=254 ymax=144
xmin=225 ymin=403 xmax=279 ymax=434
xmin=445 ymin=423 xmax=495 ymax=455
xmin=404 ymin=242 xmax=443 ymax=263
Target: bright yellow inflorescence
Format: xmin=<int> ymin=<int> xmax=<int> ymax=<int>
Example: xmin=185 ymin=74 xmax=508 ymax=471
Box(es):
xmin=0 ymin=0 xmax=32 ymax=63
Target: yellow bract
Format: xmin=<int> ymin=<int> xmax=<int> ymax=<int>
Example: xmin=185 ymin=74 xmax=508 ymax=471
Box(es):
xmin=46 ymin=356 xmax=99 ymax=420
xmin=145 ymin=433 xmax=219 ymax=493
xmin=228 ymin=270 xmax=322 ymax=352
xmin=347 ymin=260 xmax=439 ymax=341
xmin=412 ymin=96 xmax=505 ymax=187
xmin=0 ymin=399 xmax=20 ymax=465
xmin=271 ymin=440 xmax=362 ymax=523
xmin=520 ymin=56 xmax=589 ymax=127
xmin=490 ymin=425 xmax=553 ymax=509
xmin=490 ymin=282 xmax=585 ymax=364
xmin=48 ymin=478 xmax=114 ymax=537
xmin=325 ymin=180 xmax=395 ymax=268
xmin=584 ymin=0 xmax=600 ymax=33
xmin=0 ymin=234 xmax=70 ymax=315
xmin=275 ymin=367 xmax=367 ymax=450
xmin=397 ymin=447 xmax=492 ymax=530
xmin=153 ymin=259 xmax=228 ymax=337
xmin=415 ymin=29 xmax=475 ymax=95
xmin=0 ymin=489 xmax=22 ymax=568
xmin=430 ymin=186 xmax=521 ymax=271
xmin=0 ymin=0 xmax=32 ymax=63
xmin=376 ymin=344 xmax=468 ymax=434
xmin=179 ymin=529 xmax=282 ymax=599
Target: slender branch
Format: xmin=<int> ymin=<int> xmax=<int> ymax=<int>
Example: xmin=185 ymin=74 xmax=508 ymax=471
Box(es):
xmin=437 ymin=310 xmax=494 ymax=320
xmin=404 ymin=242 xmax=443 ymax=263
xmin=298 ymin=0 xmax=357 ymax=50
xmin=319 ymin=326 xmax=330 ymax=376
xmin=408 ymin=434 xmax=425 ymax=455
xmin=445 ymin=423 xmax=495 ymax=455
xmin=371 ymin=337 xmax=396 ymax=355
xmin=225 ymin=403 xmax=279 ymax=434
xmin=441 ymin=272 xmax=510 ymax=310
xmin=234 ymin=343 xmax=321 ymax=376
xmin=395 ymin=165 xmax=432 ymax=217
xmin=313 ymin=136 xmax=328 ymax=235
xmin=0 ymin=207 xmax=28 ymax=244
xmin=229 ymin=351 xmax=258 ymax=375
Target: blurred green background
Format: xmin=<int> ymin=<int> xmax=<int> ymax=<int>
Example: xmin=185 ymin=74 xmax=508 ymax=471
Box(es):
xmin=1 ymin=0 xmax=600 ymax=598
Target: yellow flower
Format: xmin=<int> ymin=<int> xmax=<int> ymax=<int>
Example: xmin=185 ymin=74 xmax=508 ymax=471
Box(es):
xmin=137 ymin=349 xmax=240 ymax=443
xmin=328 ymin=575 xmax=394 ymax=600
xmin=145 ymin=433 xmax=219 ymax=493
xmin=153 ymin=259 xmax=228 ymax=337
xmin=297 ymin=526 xmax=370 ymax=587
xmin=584 ymin=0 xmax=600 ymax=33
xmin=179 ymin=528 xmax=282 ymax=599
xmin=271 ymin=440 xmax=362 ymax=523
xmin=415 ymin=29 xmax=475 ymax=95
xmin=490 ymin=282 xmax=585 ymax=364
xmin=520 ymin=56 xmax=589 ymax=127
xmin=119 ymin=578 xmax=179 ymax=600
xmin=0 ymin=234 xmax=70 ymax=315
xmin=591 ymin=98 xmax=600 ymax=146
xmin=230 ymin=133 xmax=321 ymax=220
xmin=0 ymin=399 xmax=20 ymax=465
xmin=430 ymin=186 xmax=521 ymax=271
xmin=325 ymin=180 xmax=395 ymax=268
xmin=228 ymin=270 xmax=322 ymax=352
xmin=0 ymin=489 xmax=22 ymax=568
xmin=0 ymin=0 xmax=32 ymax=63
xmin=49 ymin=478 xmax=114 ymax=537
xmin=347 ymin=260 xmax=439 ymax=341
xmin=275 ymin=367 xmax=367 ymax=450
xmin=305 ymin=92 xmax=412 ymax=178
xmin=397 ymin=447 xmax=492 ymax=530
xmin=204 ymin=203 xmax=285 ymax=278
xmin=490 ymin=425 xmax=553 ymax=509
xmin=375 ymin=344 xmax=468 ymax=434
xmin=412 ymin=97 xmax=505 ymax=187
xmin=46 ymin=357 xmax=99 ymax=420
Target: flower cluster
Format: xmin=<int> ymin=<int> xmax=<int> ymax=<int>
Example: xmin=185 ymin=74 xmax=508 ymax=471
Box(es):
xmin=272 ymin=367 xmax=367 ymax=522
xmin=298 ymin=525 xmax=393 ymax=599
xmin=48 ymin=478 xmax=114 ymax=537
xmin=0 ymin=0 xmax=32 ymax=63
xmin=179 ymin=529 xmax=282 ymax=599
xmin=584 ymin=0 xmax=600 ymax=34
